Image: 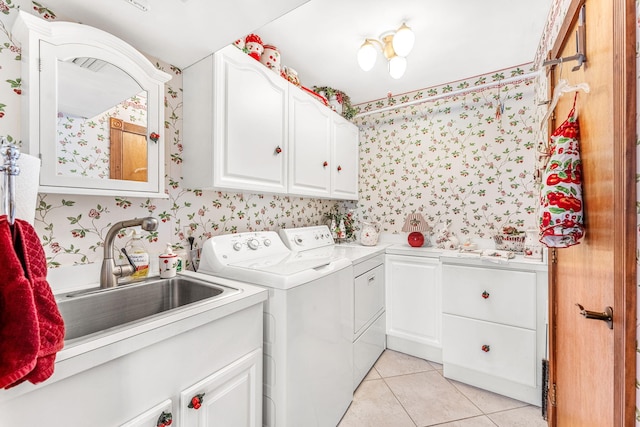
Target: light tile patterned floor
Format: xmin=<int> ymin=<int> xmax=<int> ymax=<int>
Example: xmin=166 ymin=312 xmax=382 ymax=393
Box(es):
xmin=339 ymin=350 xmax=547 ymax=427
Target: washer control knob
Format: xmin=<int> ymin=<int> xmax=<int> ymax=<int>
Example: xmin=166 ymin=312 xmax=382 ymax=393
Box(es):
xmin=232 ymin=242 xmax=242 ymax=251
xmin=247 ymin=238 xmax=260 ymax=250
xmin=264 ymin=239 xmax=271 ymax=247
xmin=294 ymin=235 xmax=304 ymax=246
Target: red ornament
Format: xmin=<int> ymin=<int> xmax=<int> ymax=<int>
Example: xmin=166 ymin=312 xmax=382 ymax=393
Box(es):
xmin=481 ymin=345 xmax=491 ymax=353
xmin=481 ymin=291 xmax=490 ymax=299
xmin=407 ymin=231 xmax=424 ymax=247
xmin=149 ymin=132 xmax=160 ymax=142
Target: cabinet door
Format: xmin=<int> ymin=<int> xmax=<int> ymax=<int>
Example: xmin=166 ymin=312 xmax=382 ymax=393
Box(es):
xmin=385 ymin=255 xmax=442 ymax=361
xmin=215 ymin=47 xmax=288 ymax=194
xmin=288 ymin=85 xmax=332 ymax=197
xmin=180 ymin=348 xmax=262 ymax=427
xmin=331 ymin=115 xmax=359 ymax=200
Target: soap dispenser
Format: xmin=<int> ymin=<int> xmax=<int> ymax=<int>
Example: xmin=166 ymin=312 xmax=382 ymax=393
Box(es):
xmin=159 ymin=243 xmax=179 ymax=279
xmin=124 ymin=229 xmax=150 ymax=280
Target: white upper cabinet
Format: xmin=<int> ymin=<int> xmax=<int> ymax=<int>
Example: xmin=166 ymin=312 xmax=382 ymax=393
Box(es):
xmin=12 ymin=11 xmax=171 ymax=198
xmin=183 ymin=45 xmax=358 ymax=200
xmin=288 ymin=84 xmax=332 ymax=198
xmin=331 ymin=115 xmax=359 ymax=200
xmin=183 ymin=45 xmax=288 ymax=194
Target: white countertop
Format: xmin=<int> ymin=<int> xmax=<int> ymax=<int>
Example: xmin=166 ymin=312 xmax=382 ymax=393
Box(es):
xmin=386 ymin=243 xmax=547 ymax=271
xmin=334 ymin=242 xmax=389 ymax=265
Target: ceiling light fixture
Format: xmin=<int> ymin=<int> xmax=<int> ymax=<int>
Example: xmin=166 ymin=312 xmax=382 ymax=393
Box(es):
xmin=357 ymin=22 xmax=415 ymax=79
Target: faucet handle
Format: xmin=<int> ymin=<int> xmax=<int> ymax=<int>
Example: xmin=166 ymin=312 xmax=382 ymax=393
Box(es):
xmin=121 ymin=248 xmax=135 ymax=267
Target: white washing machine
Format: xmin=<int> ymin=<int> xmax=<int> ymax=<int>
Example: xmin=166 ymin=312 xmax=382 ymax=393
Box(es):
xmin=197 ymin=226 xmax=353 ymax=427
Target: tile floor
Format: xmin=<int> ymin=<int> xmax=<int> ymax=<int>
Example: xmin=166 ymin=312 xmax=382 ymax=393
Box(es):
xmin=338 ymin=350 xmax=547 ymax=427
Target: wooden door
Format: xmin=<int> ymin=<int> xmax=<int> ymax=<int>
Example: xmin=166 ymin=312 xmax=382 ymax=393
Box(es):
xmin=109 ymin=117 xmax=148 ymax=182
xmin=547 ymin=0 xmax=636 ymax=425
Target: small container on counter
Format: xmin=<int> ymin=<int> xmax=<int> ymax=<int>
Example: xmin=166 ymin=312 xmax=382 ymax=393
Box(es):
xmin=159 ymin=243 xmax=179 ymax=279
xmin=124 ymin=229 xmax=150 ymax=280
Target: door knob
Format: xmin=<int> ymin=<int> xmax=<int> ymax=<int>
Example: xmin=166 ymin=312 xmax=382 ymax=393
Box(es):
xmin=575 ymin=303 xmax=613 ymax=329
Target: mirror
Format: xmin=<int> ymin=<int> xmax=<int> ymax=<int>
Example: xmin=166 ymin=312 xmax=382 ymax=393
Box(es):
xmin=56 ymin=57 xmax=148 ymax=181
xmin=13 ymin=11 xmax=171 ymax=197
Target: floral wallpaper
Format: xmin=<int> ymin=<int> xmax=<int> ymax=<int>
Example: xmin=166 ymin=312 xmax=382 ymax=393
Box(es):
xmin=0 ymin=2 xmax=336 ymax=269
xmin=56 ymin=92 xmax=147 ymax=178
xmin=2 ymin=0 xmax=638 ymax=420
xmin=352 ymin=66 xmax=538 ymax=241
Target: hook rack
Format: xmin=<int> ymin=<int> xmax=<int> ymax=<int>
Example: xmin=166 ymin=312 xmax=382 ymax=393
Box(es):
xmin=0 ymin=137 xmax=21 ymax=225
xmin=543 ymin=4 xmax=587 ymax=72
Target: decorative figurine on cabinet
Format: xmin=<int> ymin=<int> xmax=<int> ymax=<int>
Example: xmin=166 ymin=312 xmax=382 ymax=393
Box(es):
xmin=435 ymin=223 xmax=459 ymax=250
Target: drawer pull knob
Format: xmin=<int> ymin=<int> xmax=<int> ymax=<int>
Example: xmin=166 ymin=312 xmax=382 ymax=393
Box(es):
xmin=481 ymin=344 xmax=491 ymax=353
xmin=156 ymin=411 xmax=173 ymax=427
xmin=481 ymin=291 xmax=490 ymax=299
xmin=188 ymin=393 xmax=205 ymax=410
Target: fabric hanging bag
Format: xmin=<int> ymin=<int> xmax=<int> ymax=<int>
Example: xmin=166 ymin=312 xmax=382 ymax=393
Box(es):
xmin=538 ymin=94 xmax=585 ymax=248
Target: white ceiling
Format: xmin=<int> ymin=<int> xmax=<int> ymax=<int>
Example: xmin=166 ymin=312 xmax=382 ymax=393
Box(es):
xmin=41 ymin=0 xmax=552 ymax=105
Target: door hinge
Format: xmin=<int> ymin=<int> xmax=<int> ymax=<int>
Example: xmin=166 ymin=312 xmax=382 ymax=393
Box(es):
xmin=550 ymin=383 xmax=557 ymax=407
xmin=551 ymin=249 xmax=557 ymax=264
xmin=38 ymin=58 xmax=42 ymax=72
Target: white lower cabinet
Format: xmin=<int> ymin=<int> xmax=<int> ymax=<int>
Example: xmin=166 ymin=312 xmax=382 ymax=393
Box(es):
xmin=385 ymin=254 xmax=442 ymax=362
xmin=0 ymin=302 xmax=264 ymax=427
xmin=179 ymin=348 xmax=262 ymax=427
xmin=441 ymin=262 xmax=547 ymax=405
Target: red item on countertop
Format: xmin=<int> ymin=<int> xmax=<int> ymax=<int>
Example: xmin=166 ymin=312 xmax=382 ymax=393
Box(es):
xmin=0 ymin=215 xmax=65 ymax=388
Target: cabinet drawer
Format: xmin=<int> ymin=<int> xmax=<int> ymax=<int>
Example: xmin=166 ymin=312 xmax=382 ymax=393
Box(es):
xmin=353 ymin=313 xmax=385 ymax=391
xmin=443 ymin=314 xmax=536 ymax=387
xmin=354 ymin=265 xmax=385 ymax=334
xmin=353 ymin=255 xmax=384 ymax=277
xmin=442 ymin=264 xmax=536 ymax=329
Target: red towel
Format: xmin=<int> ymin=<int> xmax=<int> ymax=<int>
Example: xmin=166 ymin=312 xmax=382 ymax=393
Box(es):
xmin=0 ymin=215 xmax=65 ymax=388
xmin=0 ymin=217 xmax=39 ymax=388
xmin=14 ymin=217 xmax=65 ymax=385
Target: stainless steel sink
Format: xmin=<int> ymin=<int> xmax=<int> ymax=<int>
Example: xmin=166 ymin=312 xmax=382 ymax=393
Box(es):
xmin=57 ymin=276 xmax=239 ymax=341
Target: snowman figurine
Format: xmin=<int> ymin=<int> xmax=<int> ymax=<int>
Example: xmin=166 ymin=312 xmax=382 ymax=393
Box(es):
xmin=245 ymin=34 xmax=264 ymax=61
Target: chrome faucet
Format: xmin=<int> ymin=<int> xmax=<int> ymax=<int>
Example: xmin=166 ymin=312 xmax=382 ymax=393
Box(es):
xmin=100 ymin=217 xmax=159 ymax=289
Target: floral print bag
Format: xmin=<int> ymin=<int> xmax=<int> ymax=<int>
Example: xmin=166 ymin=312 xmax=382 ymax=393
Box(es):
xmin=538 ymin=95 xmax=585 ymax=248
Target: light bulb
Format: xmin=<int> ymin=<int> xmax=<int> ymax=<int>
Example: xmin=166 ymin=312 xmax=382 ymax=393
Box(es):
xmin=392 ymin=23 xmax=415 ymax=57
xmin=388 ymin=55 xmax=407 ymax=79
xmin=357 ymin=40 xmax=377 ymax=71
